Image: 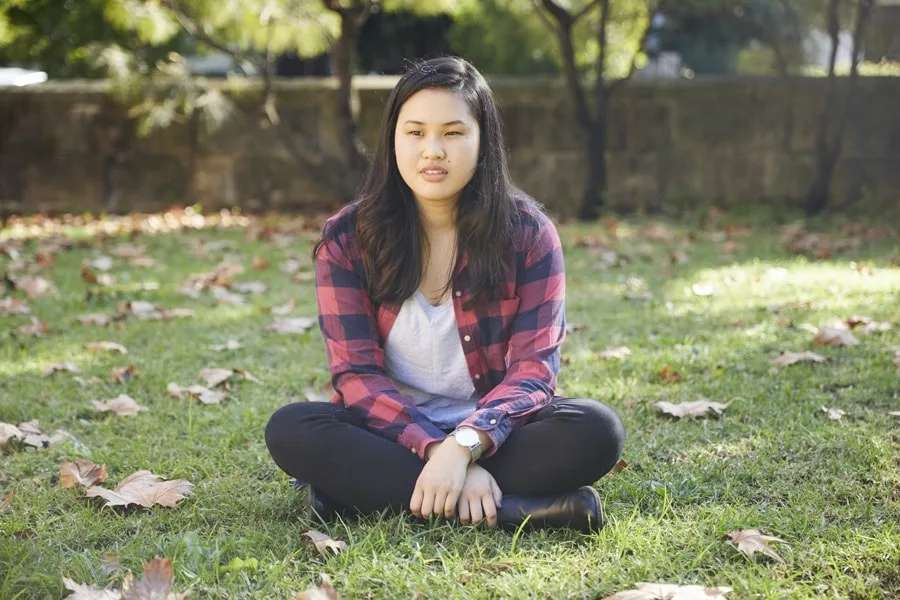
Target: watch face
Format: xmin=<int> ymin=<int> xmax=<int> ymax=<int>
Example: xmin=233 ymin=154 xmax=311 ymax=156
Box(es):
xmin=456 ymin=428 xmax=479 ymax=447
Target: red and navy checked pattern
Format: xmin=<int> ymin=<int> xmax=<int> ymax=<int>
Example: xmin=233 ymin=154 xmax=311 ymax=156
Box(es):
xmin=314 ymin=201 xmax=566 ymax=460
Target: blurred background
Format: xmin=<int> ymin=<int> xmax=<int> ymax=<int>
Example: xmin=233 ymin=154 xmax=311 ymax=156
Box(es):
xmin=1 ymin=0 xmax=898 ymax=222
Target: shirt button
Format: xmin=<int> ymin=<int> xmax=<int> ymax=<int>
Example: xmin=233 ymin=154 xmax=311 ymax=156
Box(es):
xmin=489 ymin=419 xmax=497 ymax=425
xmin=464 ymin=335 xmax=471 ymax=342
xmin=410 ymin=447 xmax=415 ymax=453
xmin=455 ymin=290 xmax=462 ymax=297
xmin=474 ymin=374 xmax=481 ymax=380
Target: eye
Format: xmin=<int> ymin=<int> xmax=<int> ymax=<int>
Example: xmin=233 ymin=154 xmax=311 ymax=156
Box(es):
xmin=446 ymin=131 xmax=462 ymax=136
xmin=407 ymin=130 xmax=423 ymax=136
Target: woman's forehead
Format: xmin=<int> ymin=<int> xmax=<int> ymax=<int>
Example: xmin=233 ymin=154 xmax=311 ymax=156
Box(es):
xmin=397 ymin=89 xmax=477 ymax=124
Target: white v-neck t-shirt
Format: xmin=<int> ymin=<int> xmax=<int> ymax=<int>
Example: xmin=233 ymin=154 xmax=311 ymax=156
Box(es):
xmin=383 ymin=290 xmax=479 ymax=430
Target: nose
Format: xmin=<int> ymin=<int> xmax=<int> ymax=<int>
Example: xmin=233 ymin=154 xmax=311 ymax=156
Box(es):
xmin=422 ymin=136 xmax=445 ymax=159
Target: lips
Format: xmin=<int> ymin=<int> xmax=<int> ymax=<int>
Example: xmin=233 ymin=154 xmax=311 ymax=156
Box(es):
xmin=419 ymin=165 xmax=448 ymax=182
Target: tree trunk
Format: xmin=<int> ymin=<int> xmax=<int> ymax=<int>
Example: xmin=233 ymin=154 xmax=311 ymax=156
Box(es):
xmin=804 ymin=0 xmax=873 ymax=215
xmin=332 ymin=8 xmax=368 ymax=185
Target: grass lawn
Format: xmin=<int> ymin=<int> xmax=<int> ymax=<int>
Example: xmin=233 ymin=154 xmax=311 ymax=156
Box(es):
xmin=1 ymin=207 xmax=898 ymax=599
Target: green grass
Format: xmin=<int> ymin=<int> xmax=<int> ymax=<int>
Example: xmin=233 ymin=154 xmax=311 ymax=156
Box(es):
xmin=1 ymin=208 xmax=898 ymax=599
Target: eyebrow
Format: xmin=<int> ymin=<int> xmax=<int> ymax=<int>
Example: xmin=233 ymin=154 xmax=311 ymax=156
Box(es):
xmin=402 ymin=120 xmax=468 ymax=127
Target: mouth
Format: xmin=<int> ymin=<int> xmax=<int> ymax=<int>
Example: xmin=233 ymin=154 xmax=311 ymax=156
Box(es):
xmin=419 ymin=167 xmax=448 ymax=182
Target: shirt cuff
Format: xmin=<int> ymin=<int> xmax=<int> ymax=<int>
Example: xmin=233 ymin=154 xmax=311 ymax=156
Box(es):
xmin=398 ymin=422 xmax=447 ymax=460
xmin=458 ymin=409 xmax=512 ymax=459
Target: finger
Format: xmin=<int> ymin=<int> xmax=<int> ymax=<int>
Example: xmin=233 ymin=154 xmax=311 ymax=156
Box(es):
xmin=420 ymin=489 xmax=435 ymax=519
xmin=469 ymin=497 xmax=484 ymax=526
xmin=483 ymin=494 xmax=498 ymax=529
xmin=410 ymin=482 xmax=425 ymax=517
xmin=430 ymin=489 xmax=447 ymax=518
xmin=444 ymin=488 xmax=460 ymax=519
xmin=457 ymin=497 xmax=470 ymax=525
xmin=491 ymin=478 xmax=503 ymax=508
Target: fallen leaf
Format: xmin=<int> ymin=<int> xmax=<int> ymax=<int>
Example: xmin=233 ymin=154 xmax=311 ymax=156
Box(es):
xmin=129 ymin=256 xmax=157 ymax=268
xmin=602 ymin=583 xmax=732 ymax=600
xmin=889 ymin=411 xmax=900 ymax=417
xmin=62 ymin=577 xmax=121 ymax=600
xmin=0 ymin=492 xmax=13 ymax=512
xmin=690 ymin=283 xmax=717 ymax=297
xmin=84 ymin=470 xmax=193 ymax=509
xmin=292 ymin=271 xmax=315 ymax=283
xmin=60 ymin=459 xmax=108 ymax=488
xmin=565 ymin=323 xmax=587 ymax=334
xmin=235 ymin=368 xmax=263 ymax=384
xmin=198 ymin=368 xmax=233 ymax=388
xmin=770 ymin=351 xmax=826 ymax=366
xmin=92 ymin=394 xmax=142 ymax=416
xmin=280 ymin=259 xmax=303 ymax=275
xmin=0 ymin=423 xmax=23 ymax=447
xmin=12 ymin=421 xmax=72 ymax=449
xmin=820 ymin=406 xmax=846 ymax=421
xmin=251 ymin=256 xmax=271 ymax=270
xmin=598 ymin=347 xmax=631 ymax=360
xmin=167 ymin=383 xmax=227 ymax=405
xmin=654 ymin=400 xmax=730 ymax=419
xmin=0 ymin=296 xmax=30 ymax=315
xmin=212 ymin=287 xmax=246 ymax=305
xmin=659 ymin=365 xmax=683 ymax=384
xmin=109 ymin=243 xmax=148 ymax=259
xmin=233 ymin=281 xmax=267 ymax=294
xmin=76 ymin=313 xmax=112 ymax=326
xmin=211 ymin=339 xmax=242 ymax=352
xmin=725 ymin=529 xmax=787 ymax=564
xmin=85 ymin=256 xmax=114 ymax=271
xmin=100 ymin=554 xmax=120 ymax=576
xmin=271 ymin=299 xmax=296 ymax=316
xmin=765 ymin=301 xmax=810 ymax=313
xmin=296 ymin=573 xmax=341 ymax=600
xmin=671 ymin=249 xmax=689 ymax=264
xmin=304 ymin=383 xmax=334 ymax=403
xmin=13 ymin=317 xmax=50 ymax=337
xmin=268 ymin=317 xmax=316 ymax=334
xmin=609 ymin=459 xmax=629 ymax=475
xmin=14 ymin=275 xmax=55 ymax=298
xmin=813 ymin=327 xmax=860 ymax=348
xmin=624 ymin=291 xmax=653 ymax=301
xmin=112 ymin=365 xmax=137 ymax=383
xmin=43 ymin=362 xmax=81 ymax=375
xmin=85 ymin=341 xmax=128 ymax=354
xmin=303 ymin=529 xmax=348 ymax=556
xmin=121 ymin=557 xmax=180 ymax=600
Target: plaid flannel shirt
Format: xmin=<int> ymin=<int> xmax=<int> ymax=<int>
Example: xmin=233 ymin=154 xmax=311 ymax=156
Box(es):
xmin=314 ymin=201 xmax=566 ymax=460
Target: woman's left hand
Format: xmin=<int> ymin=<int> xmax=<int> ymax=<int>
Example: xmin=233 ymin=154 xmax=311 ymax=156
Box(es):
xmin=410 ymin=439 xmax=471 ymax=520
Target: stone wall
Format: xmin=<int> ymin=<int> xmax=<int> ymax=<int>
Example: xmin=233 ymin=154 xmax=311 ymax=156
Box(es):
xmin=1 ymin=75 xmax=899 ymax=219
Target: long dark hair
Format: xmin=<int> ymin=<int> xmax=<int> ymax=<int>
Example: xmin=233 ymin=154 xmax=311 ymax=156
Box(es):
xmin=317 ymin=56 xmax=528 ymax=309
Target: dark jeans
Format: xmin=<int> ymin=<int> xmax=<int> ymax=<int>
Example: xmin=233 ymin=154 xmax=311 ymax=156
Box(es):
xmin=265 ymin=397 xmax=626 ymax=514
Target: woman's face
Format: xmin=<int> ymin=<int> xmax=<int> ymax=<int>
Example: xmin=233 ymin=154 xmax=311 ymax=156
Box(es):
xmin=393 ymin=88 xmax=481 ymax=207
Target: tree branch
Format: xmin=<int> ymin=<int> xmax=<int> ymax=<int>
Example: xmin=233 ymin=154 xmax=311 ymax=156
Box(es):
xmin=610 ymin=0 xmax=662 ymax=91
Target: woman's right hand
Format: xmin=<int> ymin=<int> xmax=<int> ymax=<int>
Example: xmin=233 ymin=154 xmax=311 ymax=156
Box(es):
xmin=457 ymin=464 xmax=503 ymax=528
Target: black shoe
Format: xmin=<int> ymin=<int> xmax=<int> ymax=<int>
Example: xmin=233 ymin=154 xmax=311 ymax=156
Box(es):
xmin=309 ymin=487 xmax=355 ymax=523
xmin=497 ymin=486 xmax=604 ymax=534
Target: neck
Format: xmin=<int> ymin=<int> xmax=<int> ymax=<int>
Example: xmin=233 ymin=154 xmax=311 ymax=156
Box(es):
xmin=416 ymin=197 xmax=457 ymax=236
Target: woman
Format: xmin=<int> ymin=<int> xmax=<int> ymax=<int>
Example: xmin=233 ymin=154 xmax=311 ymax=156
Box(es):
xmin=265 ymin=56 xmax=625 ymax=533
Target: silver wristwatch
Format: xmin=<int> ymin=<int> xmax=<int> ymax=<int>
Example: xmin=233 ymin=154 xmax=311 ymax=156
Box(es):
xmin=451 ymin=427 xmax=482 ymax=463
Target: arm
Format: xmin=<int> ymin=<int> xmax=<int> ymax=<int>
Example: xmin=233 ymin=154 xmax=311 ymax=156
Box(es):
xmin=456 ymin=215 xmax=566 ymax=457
xmin=315 ymin=222 xmax=447 ymax=459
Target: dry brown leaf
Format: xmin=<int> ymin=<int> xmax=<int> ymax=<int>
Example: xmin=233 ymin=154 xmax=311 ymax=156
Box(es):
xmin=235 ymin=369 xmax=262 ymax=384
xmin=112 ymin=365 xmax=137 ymax=383
xmin=0 ymin=422 xmax=23 ymax=447
xmin=167 ymin=383 xmax=227 ymax=405
xmin=820 ymin=406 xmax=847 ymax=421
xmin=85 ymin=256 xmax=114 ymax=271
xmin=121 ymin=557 xmax=180 ymax=600
xmin=303 ymin=529 xmax=349 ymax=556
xmin=304 ymin=383 xmax=334 ymax=403
xmin=84 ymin=470 xmax=193 ymax=509
xmin=889 ymin=411 xmax=900 ymax=417
xmin=85 ymin=341 xmax=128 ymax=354
xmin=770 ymin=351 xmax=826 ymax=366
xmin=894 ymin=348 xmax=900 ymax=368
xmin=659 ymin=365 xmax=683 ymax=384
xmin=15 ymin=275 xmax=55 ymax=298
xmin=14 ymin=317 xmax=50 ymax=337
xmin=60 ymin=459 xmax=108 ymax=488
xmin=43 ymin=362 xmax=81 ymax=375
xmin=598 ymin=347 xmax=631 ymax=360
xmin=198 ymin=368 xmax=233 ymax=388
xmin=251 ymin=256 xmax=271 ymax=270
xmin=765 ymin=301 xmax=810 ymax=313
xmin=609 ymin=459 xmax=630 ymax=475
xmin=0 ymin=492 xmax=13 ymax=512
xmin=690 ymin=283 xmax=717 ymax=297
xmin=268 ymin=317 xmax=316 ymax=335
xmin=12 ymin=421 xmax=72 ymax=449
xmin=813 ymin=327 xmax=860 ymax=347
xmin=92 ymin=394 xmax=143 ymax=416
xmin=296 ymin=573 xmax=341 ymax=600
xmin=654 ymin=400 xmax=730 ymax=419
xmin=129 ymin=256 xmax=157 ymax=268
xmin=100 ymin=554 xmax=120 ymax=576
xmin=76 ymin=313 xmax=112 ymax=326
xmin=726 ymin=529 xmax=787 ymax=564
xmin=280 ymin=258 xmax=303 ymax=275
xmin=210 ymin=339 xmax=242 ymax=351
xmin=292 ymin=271 xmax=315 ymax=283
xmin=61 ymin=577 xmax=121 ymax=600
xmin=603 ymin=583 xmax=732 ymax=600
xmin=109 ymin=243 xmax=148 ymax=259
xmin=0 ymin=296 xmax=30 ymax=315
xmin=848 ymin=317 xmax=892 ymax=335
